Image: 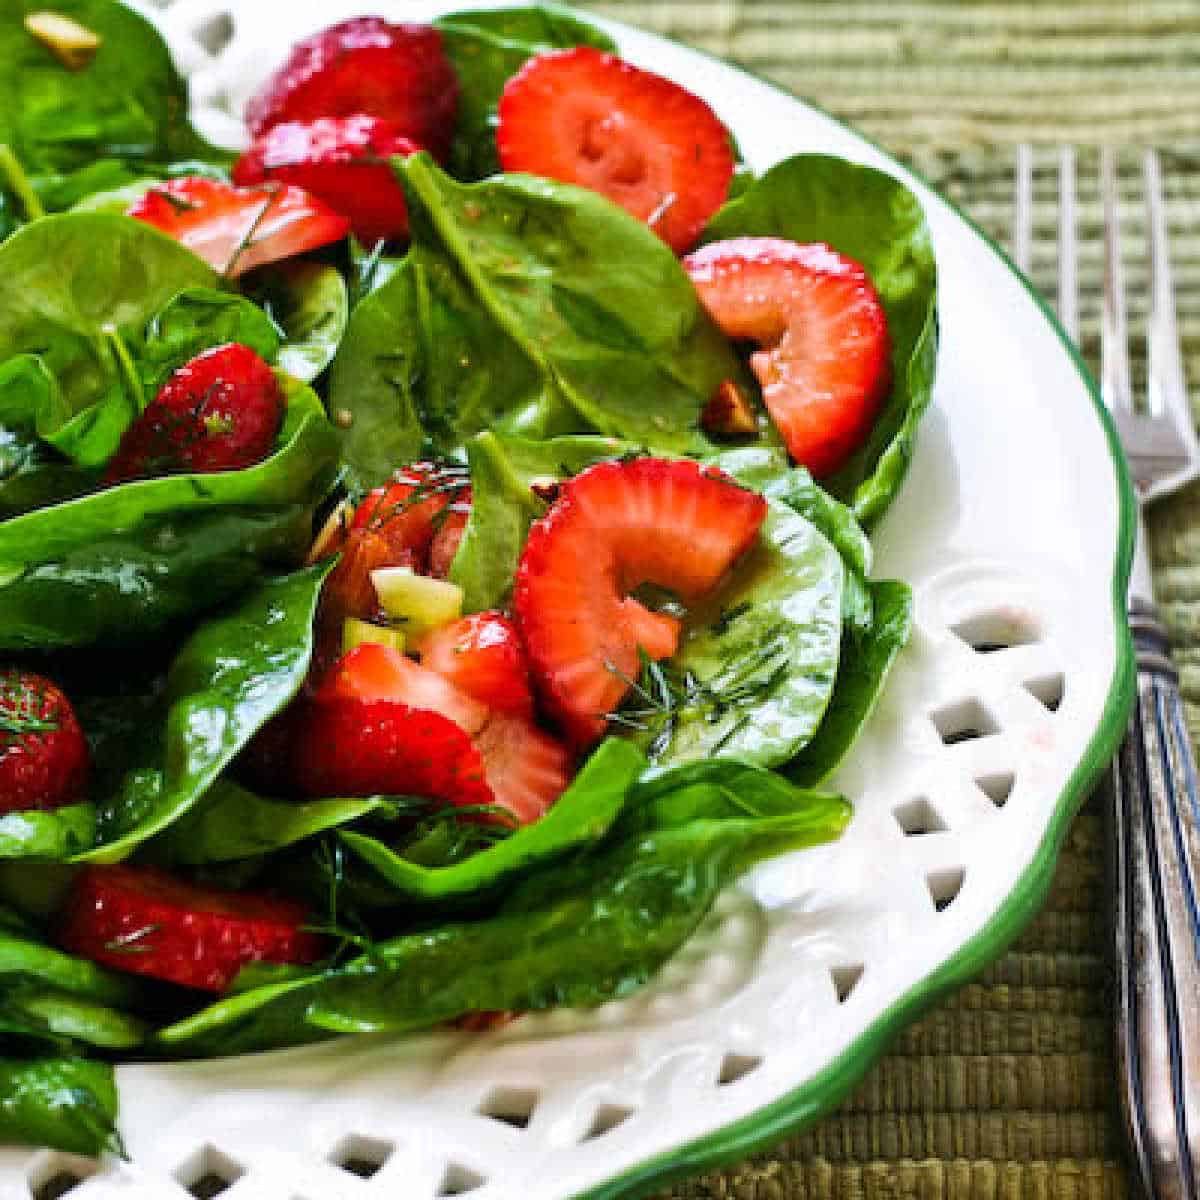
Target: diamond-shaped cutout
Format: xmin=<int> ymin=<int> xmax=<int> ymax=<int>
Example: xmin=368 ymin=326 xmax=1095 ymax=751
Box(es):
xmin=193 ymin=12 xmax=234 ymax=54
xmin=174 ymin=1146 xmax=244 ymax=1199
xmin=831 ymin=963 xmax=864 ymax=1003
xmin=927 ymin=867 xmax=966 ymax=913
xmin=893 ymin=797 xmax=948 ymax=836
xmin=476 ymin=1085 xmax=539 ymax=1129
xmin=976 ymin=771 xmax=1015 ymax=807
xmin=717 ymin=1052 xmax=762 ymax=1086
xmin=582 ymin=1104 xmax=634 ymax=1141
xmin=951 ymin=611 xmax=1039 ymax=653
xmin=1024 ymin=673 xmax=1065 ymax=712
xmin=329 ymin=1134 xmax=394 ymax=1180
xmin=28 ymin=1155 xmax=98 ymax=1200
xmin=438 ymin=1163 xmax=486 ymax=1196
xmin=930 ymin=698 xmax=1000 ymax=746
xmin=33 ymin=1173 xmax=84 ymax=1200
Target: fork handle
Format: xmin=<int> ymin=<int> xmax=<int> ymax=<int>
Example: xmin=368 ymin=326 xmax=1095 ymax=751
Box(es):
xmin=1112 ymin=598 xmax=1200 ymax=1199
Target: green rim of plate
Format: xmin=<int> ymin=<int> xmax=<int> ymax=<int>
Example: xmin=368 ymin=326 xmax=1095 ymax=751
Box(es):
xmin=568 ymin=19 xmax=1139 ymax=1200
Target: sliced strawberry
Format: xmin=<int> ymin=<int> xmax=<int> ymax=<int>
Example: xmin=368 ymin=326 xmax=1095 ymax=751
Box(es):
xmin=0 ymin=670 xmax=89 ymax=813
xmin=57 ymin=866 xmax=324 ymax=993
xmin=428 ymin=499 xmax=471 ymax=580
xmin=233 ymin=115 xmax=420 ymax=246
xmin=318 ymin=643 xmax=487 ymax=735
xmin=683 ymin=238 xmax=891 ymax=477
xmin=515 ymin=458 xmax=767 ymax=746
xmin=474 ymin=714 xmax=571 ymax=825
xmin=497 ymin=47 xmax=733 ymax=254
xmin=103 ymin=344 xmax=283 ymax=485
xmin=291 ymin=697 xmax=493 ymax=809
xmin=127 ymin=176 xmax=349 ymax=277
xmin=246 ymin=19 xmax=458 ymax=161
xmin=416 ymin=613 xmax=534 ymax=718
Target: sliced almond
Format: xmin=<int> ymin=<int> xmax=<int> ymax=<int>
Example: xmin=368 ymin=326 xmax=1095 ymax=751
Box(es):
xmin=25 ymin=11 xmax=102 ymax=71
xmin=306 ymin=499 xmax=353 ymax=565
xmin=701 ymin=379 xmax=759 ymax=437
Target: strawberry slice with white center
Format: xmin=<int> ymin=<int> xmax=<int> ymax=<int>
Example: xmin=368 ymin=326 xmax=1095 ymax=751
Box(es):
xmin=497 ymin=47 xmax=734 ymax=254
xmin=416 ymin=612 xmax=534 ymax=719
xmin=473 ymin=714 xmax=572 ymax=826
xmin=683 ymin=238 xmax=891 ymax=478
xmin=514 ymin=457 xmax=767 ymax=747
xmin=127 ymin=176 xmax=350 ymax=277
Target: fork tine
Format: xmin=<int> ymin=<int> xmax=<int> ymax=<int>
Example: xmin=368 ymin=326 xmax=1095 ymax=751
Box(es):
xmin=1057 ymin=147 xmax=1079 ymax=343
xmin=1101 ymin=148 xmax=1134 ymax=414
xmin=1013 ymin=144 xmax=1033 ymax=275
xmin=1144 ymin=150 xmax=1191 ymax=427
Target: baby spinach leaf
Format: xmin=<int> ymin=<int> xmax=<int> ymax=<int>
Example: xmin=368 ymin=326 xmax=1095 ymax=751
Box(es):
xmin=702 ymin=154 xmax=938 ymax=526
xmin=0 ymin=213 xmax=216 ymax=463
xmin=82 ymin=562 xmax=334 ymax=862
xmin=0 ymin=1056 xmax=119 ymax=1156
xmin=0 ymin=806 xmax=95 ymax=860
xmin=0 ymin=423 xmax=94 ymax=518
xmin=788 ymin=579 xmax=913 ymax=786
xmin=434 ymin=5 xmax=616 ymax=180
xmin=0 ymin=926 xmax=141 ymax=1008
xmin=154 ymin=784 xmax=393 ymax=865
xmin=1 ymin=988 xmax=147 ymax=1050
xmin=449 ymin=431 xmax=624 ymax=611
xmin=245 ymin=262 xmax=349 ymax=383
xmin=341 ymin=738 xmax=646 ymax=903
xmin=0 ymin=375 xmax=338 ymax=650
xmin=0 ymin=0 xmax=221 ymax=173
xmin=631 ymin=500 xmax=844 ymax=768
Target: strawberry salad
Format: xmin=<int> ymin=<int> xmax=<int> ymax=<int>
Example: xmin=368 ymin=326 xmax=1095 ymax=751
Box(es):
xmin=0 ymin=0 xmax=937 ymax=1156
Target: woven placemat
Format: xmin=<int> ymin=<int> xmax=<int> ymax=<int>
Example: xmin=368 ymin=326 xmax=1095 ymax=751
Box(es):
xmin=571 ymin=2 xmax=1200 ymax=1196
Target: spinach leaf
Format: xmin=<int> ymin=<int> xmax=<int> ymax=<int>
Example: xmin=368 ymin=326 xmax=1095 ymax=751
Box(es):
xmin=0 ymin=423 xmax=94 ymax=518
xmin=702 ymin=154 xmax=938 ymax=526
xmin=341 ymin=738 xmax=646 ymax=903
xmin=434 ymin=6 xmax=616 ymax=180
xmin=632 ymin=499 xmax=844 ymax=768
xmin=0 ymin=926 xmax=141 ymax=1008
xmin=788 ymin=579 xmax=913 ymax=785
xmin=0 ymin=0 xmax=220 ymax=173
xmin=1 ymin=988 xmax=147 ymax=1050
xmin=82 ymin=562 xmax=334 ymax=862
xmin=330 ymin=155 xmax=739 ymax=484
xmin=0 ymin=374 xmax=338 ymax=650
xmin=0 ymin=213 xmax=216 ymax=464
xmin=245 ymin=262 xmax=349 ymax=383
xmin=0 ymin=806 xmax=94 ymax=860
xmin=0 ymin=1057 xmax=119 ymax=1155
xmin=154 ymin=763 xmax=847 ymax=1054
xmin=154 ymin=784 xmax=393 ymax=865
xmin=449 ymin=431 xmax=624 ymax=611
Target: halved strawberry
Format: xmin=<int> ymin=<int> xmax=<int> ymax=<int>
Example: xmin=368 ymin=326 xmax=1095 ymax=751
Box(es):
xmin=245 ymin=19 xmax=458 ymax=162
xmin=416 ymin=613 xmax=534 ymax=718
xmin=233 ymin=115 xmax=420 ymax=246
xmin=57 ymin=866 xmax=324 ymax=993
xmin=104 ymin=344 xmax=283 ymax=484
xmin=291 ymin=697 xmax=493 ymax=809
xmin=127 ymin=176 xmax=349 ymax=277
xmin=429 ymin=499 xmax=471 ymax=580
xmin=683 ymin=238 xmax=891 ymax=477
xmin=515 ymin=458 xmax=767 ymax=746
xmin=0 ymin=670 xmax=89 ymax=813
xmin=497 ymin=47 xmax=733 ymax=254
xmin=474 ymin=714 xmax=572 ymax=825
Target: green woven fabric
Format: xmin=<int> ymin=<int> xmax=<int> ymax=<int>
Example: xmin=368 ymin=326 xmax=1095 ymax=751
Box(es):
xmin=566 ymin=2 xmax=1200 ymax=1196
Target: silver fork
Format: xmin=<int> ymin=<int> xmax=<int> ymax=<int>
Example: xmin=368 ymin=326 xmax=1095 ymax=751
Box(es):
xmin=1015 ymin=145 xmax=1200 ymax=1199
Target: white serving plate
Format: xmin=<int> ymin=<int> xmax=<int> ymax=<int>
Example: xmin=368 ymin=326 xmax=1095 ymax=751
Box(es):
xmin=4 ymin=4 xmax=1135 ymax=1198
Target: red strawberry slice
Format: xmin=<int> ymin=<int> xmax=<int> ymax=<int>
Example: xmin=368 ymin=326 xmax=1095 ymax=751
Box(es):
xmin=428 ymin=499 xmax=471 ymax=580
xmin=291 ymin=697 xmax=494 ymax=809
xmin=497 ymin=47 xmax=734 ymax=254
xmin=57 ymin=866 xmax=324 ymax=993
xmin=127 ymin=176 xmax=349 ymax=277
xmin=416 ymin=612 xmax=534 ymax=718
xmin=103 ymin=344 xmax=284 ymax=484
xmin=246 ymin=19 xmax=459 ymax=162
xmin=515 ymin=458 xmax=767 ymax=747
xmin=0 ymin=670 xmax=89 ymax=813
xmin=683 ymin=238 xmax=891 ymax=478
xmin=473 ymin=714 xmax=572 ymax=825
xmin=232 ymin=115 xmax=420 ymax=246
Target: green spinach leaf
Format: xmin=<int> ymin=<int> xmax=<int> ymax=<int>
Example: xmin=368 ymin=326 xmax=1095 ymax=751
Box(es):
xmin=0 ymin=806 xmax=95 ymax=860
xmin=434 ymin=6 xmax=616 ymax=180
xmin=245 ymin=261 xmax=349 ymax=383
xmin=82 ymin=562 xmax=334 ymax=861
xmin=702 ymin=154 xmax=938 ymax=525
xmin=1 ymin=989 xmax=147 ymax=1050
xmin=0 ymin=1057 xmax=119 ymax=1155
